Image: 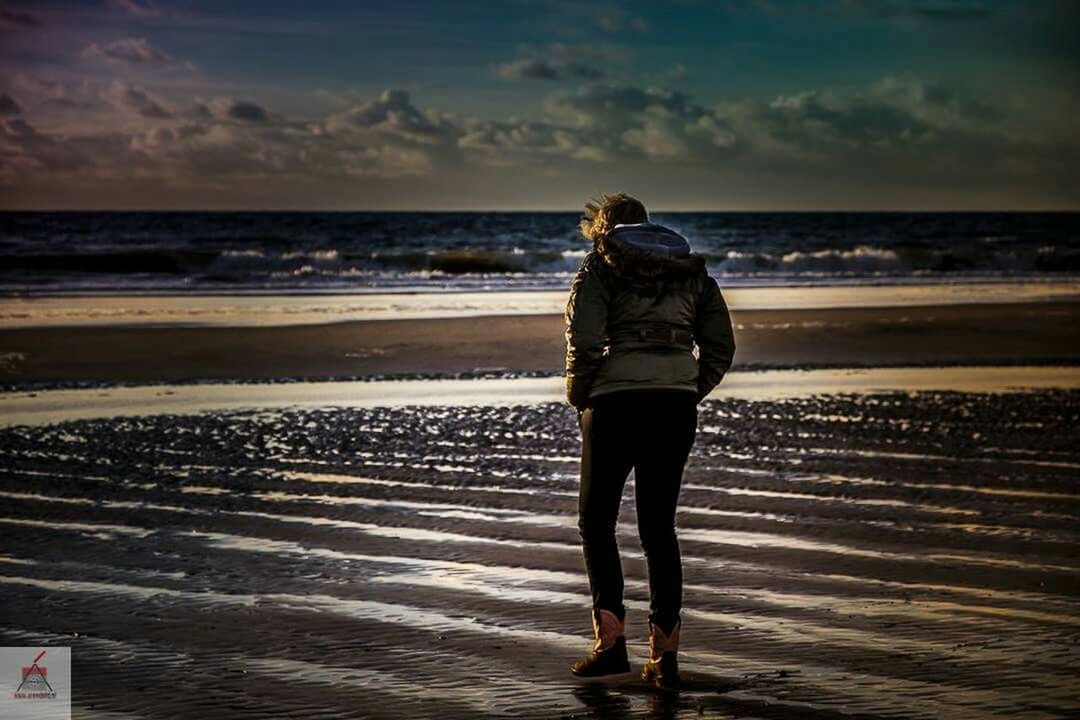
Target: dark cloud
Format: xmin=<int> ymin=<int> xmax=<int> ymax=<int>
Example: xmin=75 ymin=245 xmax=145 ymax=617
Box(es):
xmin=333 ymin=89 xmax=454 ymax=143
xmin=82 ymin=37 xmax=172 ymax=64
xmin=552 ymin=84 xmax=709 ymax=129
xmin=544 ymin=83 xmax=739 ymax=161
xmin=496 ymin=58 xmax=605 ymax=82
xmin=1 ymin=118 xmax=90 ymax=173
xmin=226 ymin=100 xmax=269 ymax=123
xmin=761 ymin=91 xmax=932 ymax=149
xmin=3 ymin=79 xmax=1076 ymax=208
xmin=104 ymin=81 xmax=172 ymax=119
xmin=841 ymin=0 xmax=992 ymax=21
xmin=0 ymin=92 xmax=21 ymax=115
xmin=495 ymin=42 xmax=625 ymax=84
xmin=10 ymin=74 xmax=97 ymax=110
xmin=706 ymin=75 xmax=1034 ymax=186
xmin=751 ymin=0 xmax=992 ymax=22
xmin=544 ymin=75 xmax=1050 ymax=170
xmin=498 ymin=58 xmax=558 ymax=81
xmin=105 ymin=0 xmax=165 ymax=17
xmin=919 ymin=81 xmax=1000 ymax=121
xmin=47 ymin=97 xmax=91 ymax=109
xmin=0 ymin=8 xmax=41 ymax=28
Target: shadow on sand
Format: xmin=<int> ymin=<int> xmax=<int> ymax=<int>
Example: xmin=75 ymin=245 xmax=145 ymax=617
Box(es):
xmin=567 ymin=668 xmax=878 ymax=720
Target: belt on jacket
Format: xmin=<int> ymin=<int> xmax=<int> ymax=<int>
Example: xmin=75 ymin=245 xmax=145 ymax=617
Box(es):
xmin=607 ymin=325 xmax=694 ymax=350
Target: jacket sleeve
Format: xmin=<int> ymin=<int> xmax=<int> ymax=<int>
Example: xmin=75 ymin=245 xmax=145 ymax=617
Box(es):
xmin=564 ymin=253 xmax=609 ymax=410
xmin=693 ymin=275 xmax=736 ymax=401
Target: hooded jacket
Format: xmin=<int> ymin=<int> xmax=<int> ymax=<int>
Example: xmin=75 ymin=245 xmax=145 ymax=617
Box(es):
xmin=564 ymin=222 xmax=736 ymax=409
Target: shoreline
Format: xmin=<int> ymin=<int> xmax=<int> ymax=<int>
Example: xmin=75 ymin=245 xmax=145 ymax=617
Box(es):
xmin=1 ymin=301 xmax=1077 ymax=387
xmin=1 ymin=280 xmax=1077 ymax=328
xmin=3 ymin=365 xmax=1079 ymax=427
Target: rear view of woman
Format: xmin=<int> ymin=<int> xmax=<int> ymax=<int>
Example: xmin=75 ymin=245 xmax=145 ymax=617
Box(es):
xmin=565 ymin=193 xmax=736 ymax=689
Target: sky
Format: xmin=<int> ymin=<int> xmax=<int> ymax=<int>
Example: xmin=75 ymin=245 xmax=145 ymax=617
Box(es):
xmin=0 ymin=0 xmax=1078 ymax=210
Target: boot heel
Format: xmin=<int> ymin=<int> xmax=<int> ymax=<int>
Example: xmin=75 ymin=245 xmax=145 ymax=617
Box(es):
xmin=570 ymin=609 xmax=631 ymax=677
xmin=571 ymin=635 xmax=630 ymax=677
xmin=642 ymin=620 xmax=681 ymax=689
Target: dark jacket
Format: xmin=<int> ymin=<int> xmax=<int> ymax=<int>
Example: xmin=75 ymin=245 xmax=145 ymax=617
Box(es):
xmin=564 ymin=223 xmax=736 ymax=409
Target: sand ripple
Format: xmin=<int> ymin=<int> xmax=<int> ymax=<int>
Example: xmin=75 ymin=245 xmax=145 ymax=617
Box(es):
xmin=0 ymin=390 xmax=1078 ymax=718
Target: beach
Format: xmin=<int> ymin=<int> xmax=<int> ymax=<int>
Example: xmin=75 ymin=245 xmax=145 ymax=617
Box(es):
xmin=5 ymin=0 xmax=1080 ymax=711
xmin=1 ymin=284 xmax=1078 ymax=719
xmin=1 ymin=284 xmax=1078 ymax=386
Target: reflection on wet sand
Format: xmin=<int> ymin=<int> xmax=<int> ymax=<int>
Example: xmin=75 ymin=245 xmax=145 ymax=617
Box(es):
xmin=1 ymin=388 xmax=1078 ymax=718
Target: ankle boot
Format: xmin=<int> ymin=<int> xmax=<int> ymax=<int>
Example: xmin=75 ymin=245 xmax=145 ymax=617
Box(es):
xmin=641 ymin=619 xmax=680 ymax=689
xmin=570 ymin=608 xmax=630 ymax=677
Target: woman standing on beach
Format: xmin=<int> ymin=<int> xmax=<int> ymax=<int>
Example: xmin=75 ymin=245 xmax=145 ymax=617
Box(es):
xmin=565 ymin=193 xmax=736 ymax=689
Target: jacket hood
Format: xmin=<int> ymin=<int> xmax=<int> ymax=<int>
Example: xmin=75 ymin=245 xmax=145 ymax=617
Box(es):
xmin=596 ymin=222 xmax=706 ymax=280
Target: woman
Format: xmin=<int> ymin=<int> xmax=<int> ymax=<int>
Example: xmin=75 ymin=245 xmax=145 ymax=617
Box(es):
xmin=565 ymin=193 xmax=736 ymax=689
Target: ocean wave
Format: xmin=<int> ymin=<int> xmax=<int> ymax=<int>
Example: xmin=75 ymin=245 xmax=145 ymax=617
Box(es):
xmin=1 ymin=211 xmax=1078 ymax=292
xmin=3 ymin=245 xmax=1079 ymax=288
xmin=703 ymin=245 xmax=1080 ymax=277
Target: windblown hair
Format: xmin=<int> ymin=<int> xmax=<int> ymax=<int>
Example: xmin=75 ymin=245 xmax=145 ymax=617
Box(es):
xmin=579 ymin=192 xmax=648 ymax=245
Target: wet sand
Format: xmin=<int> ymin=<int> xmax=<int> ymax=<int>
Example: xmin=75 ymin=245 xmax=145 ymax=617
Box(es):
xmin=2 ymin=285 xmax=1078 ymax=717
xmin=3 ymin=282 xmax=1078 ymax=327
xmin=2 ymin=301 xmax=1079 ymax=385
xmin=2 ymin=366 xmax=1079 ymax=427
xmin=1 ymin=386 xmax=1078 ymax=718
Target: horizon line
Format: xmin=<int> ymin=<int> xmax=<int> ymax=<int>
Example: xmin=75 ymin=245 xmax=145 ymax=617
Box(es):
xmin=2 ymin=208 xmax=1079 ymax=214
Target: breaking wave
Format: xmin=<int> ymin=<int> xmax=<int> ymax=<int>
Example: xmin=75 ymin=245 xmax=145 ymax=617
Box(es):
xmin=1 ymin=211 xmax=1078 ymax=293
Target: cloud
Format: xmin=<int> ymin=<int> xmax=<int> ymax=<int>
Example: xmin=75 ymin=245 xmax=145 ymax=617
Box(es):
xmin=594 ymin=10 xmax=650 ymax=33
xmin=0 ymin=7 xmax=40 ymax=28
xmin=2 ymin=79 xmax=1076 ymax=208
xmin=841 ymin=0 xmax=992 ymax=21
xmin=495 ymin=58 xmax=605 ymax=82
xmin=494 ymin=43 xmax=625 ymax=83
xmin=750 ymin=0 xmax=992 ymax=22
xmin=551 ymin=84 xmax=715 ymax=134
xmin=0 ymin=92 xmax=21 ymax=115
xmin=524 ymin=83 xmax=740 ymax=161
xmin=702 ymin=74 xmax=1032 ymax=183
xmin=103 ymin=90 xmax=446 ymax=183
xmin=82 ymin=37 xmax=172 ymax=64
xmin=333 ymin=145 xmax=433 ymax=178
xmin=458 ymin=118 xmax=571 ymax=156
xmin=192 ymin=98 xmax=273 ymax=123
xmin=103 ymin=81 xmax=172 ymax=118
xmin=543 ymin=75 xmax=1042 ymax=168
xmin=144 ymin=116 xmax=435 ymax=181
xmin=621 ymin=118 xmax=690 ymax=159
xmin=225 ymin=100 xmax=269 ymax=123
xmin=105 ymin=0 xmax=165 ymax=17
xmin=10 ymin=73 xmax=98 ymax=111
xmin=0 ymin=118 xmax=91 ymax=176
xmin=328 ymin=89 xmax=455 ymax=143
xmin=764 ymin=90 xmax=932 ymax=148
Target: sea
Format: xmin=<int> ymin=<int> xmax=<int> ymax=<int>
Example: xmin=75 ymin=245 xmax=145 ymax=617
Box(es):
xmin=2 ymin=211 xmax=1078 ymax=294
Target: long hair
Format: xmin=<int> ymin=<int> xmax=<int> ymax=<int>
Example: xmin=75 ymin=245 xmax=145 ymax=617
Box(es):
xmin=579 ymin=192 xmax=648 ymax=246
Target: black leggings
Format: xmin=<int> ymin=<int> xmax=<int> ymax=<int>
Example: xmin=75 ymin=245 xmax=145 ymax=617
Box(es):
xmin=577 ymin=389 xmax=698 ymax=634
